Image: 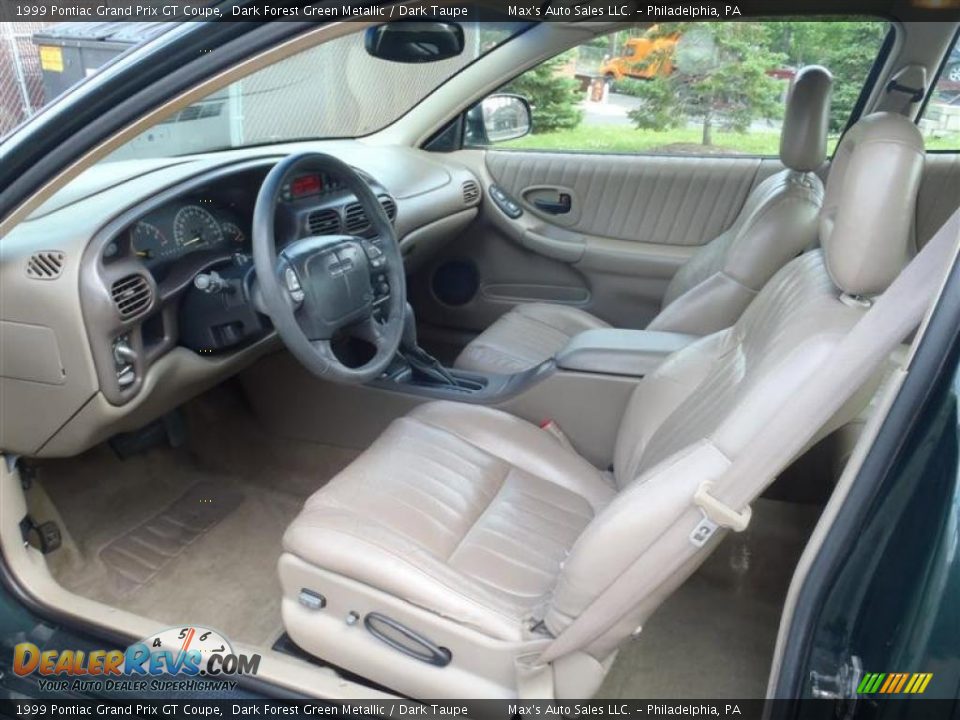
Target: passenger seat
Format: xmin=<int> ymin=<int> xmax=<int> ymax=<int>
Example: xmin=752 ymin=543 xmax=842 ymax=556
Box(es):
xmin=455 ymin=65 xmax=834 ymax=375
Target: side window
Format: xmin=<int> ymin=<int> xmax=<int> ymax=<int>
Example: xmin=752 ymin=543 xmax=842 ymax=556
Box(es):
xmin=479 ymin=21 xmax=889 ymax=156
xmin=919 ymin=33 xmax=960 ymax=151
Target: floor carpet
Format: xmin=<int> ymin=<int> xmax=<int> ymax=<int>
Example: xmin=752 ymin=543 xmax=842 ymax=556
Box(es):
xmin=31 ymin=386 xmax=358 ymax=649
xmin=597 ymin=498 xmax=822 ymax=698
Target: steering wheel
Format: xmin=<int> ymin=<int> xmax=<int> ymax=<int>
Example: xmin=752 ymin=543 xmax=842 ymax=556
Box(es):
xmin=252 ymin=153 xmax=406 ymax=384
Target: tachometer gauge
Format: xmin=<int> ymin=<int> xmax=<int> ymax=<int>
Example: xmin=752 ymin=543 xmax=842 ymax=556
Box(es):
xmin=130 ymin=221 xmax=170 ymax=262
xmin=221 ymin=221 xmax=245 ymax=246
xmin=173 ymin=205 xmax=223 ymax=251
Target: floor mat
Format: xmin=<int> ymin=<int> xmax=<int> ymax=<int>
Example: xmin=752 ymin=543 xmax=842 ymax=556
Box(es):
xmin=99 ymin=482 xmax=243 ymax=596
xmin=31 ymin=385 xmax=359 ymax=650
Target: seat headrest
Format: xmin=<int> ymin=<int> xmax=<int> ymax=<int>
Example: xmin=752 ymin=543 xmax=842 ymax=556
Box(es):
xmin=821 ymin=113 xmax=925 ymax=298
xmin=780 ymin=65 xmax=833 ymax=172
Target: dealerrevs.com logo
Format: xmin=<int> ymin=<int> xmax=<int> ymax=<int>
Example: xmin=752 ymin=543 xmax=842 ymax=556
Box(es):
xmin=13 ymin=626 xmax=261 ymax=693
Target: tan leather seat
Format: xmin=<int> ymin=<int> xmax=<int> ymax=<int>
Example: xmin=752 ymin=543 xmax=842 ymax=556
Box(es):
xmin=455 ymin=66 xmax=833 ymax=375
xmin=279 ymin=113 xmax=924 ymax=699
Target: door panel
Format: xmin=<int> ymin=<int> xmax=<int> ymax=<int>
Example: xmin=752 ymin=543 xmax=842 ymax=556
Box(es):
xmin=409 ymin=149 xmax=783 ymax=349
xmin=486 ymin=151 xmax=764 ymax=246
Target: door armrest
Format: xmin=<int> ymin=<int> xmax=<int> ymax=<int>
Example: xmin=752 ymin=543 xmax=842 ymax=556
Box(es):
xmin=556 ymin=329 xmax=698 ymax=377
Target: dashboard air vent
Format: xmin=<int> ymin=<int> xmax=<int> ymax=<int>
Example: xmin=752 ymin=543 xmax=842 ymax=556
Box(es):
xmin=380 ymin=195 xmax=397 ymax=222
xmin=342 ymin=196 xmax=398 ymax=235
xmin=111 ymin=274 xmax=153 ymax=321
xmin=307 ymin=208 xmax=340 ymax=235
xmin=26 ymin=251 xmax=65 ymax=280
xmin=343 ymin=203 xmax=368 ymax=234
xmin=462 ymin=180 xmax=480 ymax=205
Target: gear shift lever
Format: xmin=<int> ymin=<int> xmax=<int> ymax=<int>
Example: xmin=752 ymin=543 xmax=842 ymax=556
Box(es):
xmin=399 ymin=303 xmax=458 ymax=386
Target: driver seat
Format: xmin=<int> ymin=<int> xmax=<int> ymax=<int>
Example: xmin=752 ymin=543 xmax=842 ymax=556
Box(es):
xmin=279 ymin=114 xmax=924 ymax=699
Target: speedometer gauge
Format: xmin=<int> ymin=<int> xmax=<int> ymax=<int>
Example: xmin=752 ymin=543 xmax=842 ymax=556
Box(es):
xmin=173 ymin=205 xmax=223 ymax=251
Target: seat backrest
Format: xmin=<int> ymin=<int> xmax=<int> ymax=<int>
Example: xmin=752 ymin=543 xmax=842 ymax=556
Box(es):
xmin=647 ymin=66 xmax=833 ymax=336
xmin=544 ymin=112 xmax=925 ymax=655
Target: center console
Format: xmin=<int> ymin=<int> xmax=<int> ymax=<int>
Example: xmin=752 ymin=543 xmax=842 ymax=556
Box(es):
xmin=372 ymin=307 xmax=698 ymax=405
xmin=555 ymin=329 xmax=698 ymax=377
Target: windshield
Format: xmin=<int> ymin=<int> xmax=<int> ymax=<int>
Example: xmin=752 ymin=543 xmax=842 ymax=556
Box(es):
xmin=105 ymin=22 xmax=528 ymax=162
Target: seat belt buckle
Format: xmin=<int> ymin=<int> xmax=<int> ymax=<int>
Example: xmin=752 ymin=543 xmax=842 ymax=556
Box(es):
xmin=689 ymin=481 xmax=752 ymax=548
xmin=540 ymin=419 xmax=574 ymax=452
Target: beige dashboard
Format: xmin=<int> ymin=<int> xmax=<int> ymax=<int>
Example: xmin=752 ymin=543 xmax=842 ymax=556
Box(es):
xmin=0 ymin=141 xmax=480 ymax=458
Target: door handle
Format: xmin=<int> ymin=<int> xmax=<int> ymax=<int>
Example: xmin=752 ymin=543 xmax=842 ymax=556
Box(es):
xmin=534 ymin=193 xmax=572 ymax=215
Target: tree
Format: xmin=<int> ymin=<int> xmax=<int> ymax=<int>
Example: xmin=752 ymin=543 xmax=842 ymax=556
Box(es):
xmin=769 ymin=21 xmax=889 ymax=132
xmin=502 ymin=52 xmax=583 ymax=134
xmin=627 ymin=23 xmax=786 ymax=146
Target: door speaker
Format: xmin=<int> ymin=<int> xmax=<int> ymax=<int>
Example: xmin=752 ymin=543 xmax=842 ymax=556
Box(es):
xmin=431 ymin=260 xmax=478 ymax=307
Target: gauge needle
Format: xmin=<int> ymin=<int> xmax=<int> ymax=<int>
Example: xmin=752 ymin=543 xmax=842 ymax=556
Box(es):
xmin=182 ymin=236 xmax=202 ymax=247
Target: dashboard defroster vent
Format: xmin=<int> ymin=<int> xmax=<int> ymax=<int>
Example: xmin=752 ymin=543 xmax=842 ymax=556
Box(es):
xmin=343 ymin=196 xmax=397 ymax=235
xmin=111 ymin=274 xmax=153 ymax=321
xmin=462 ymin=180 xmax=480 ymax=205
xmin=26 ymin=251 xmax=65 ymax=280
xmin=307 ymin=208 xmax=340 ymax=235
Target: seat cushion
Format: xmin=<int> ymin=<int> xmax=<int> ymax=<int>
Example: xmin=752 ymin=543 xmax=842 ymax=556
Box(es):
xmin=454 ymin=303 xmax=610 ymax=375
xmin=283 ymin=401 xmax=616 ymax=640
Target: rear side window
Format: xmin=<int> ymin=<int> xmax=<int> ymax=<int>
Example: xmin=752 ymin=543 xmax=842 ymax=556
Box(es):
xmin=919 ymin=32 xmax=960 ymax=151
xmin=486 ymin=20 xmax=890 ymax=157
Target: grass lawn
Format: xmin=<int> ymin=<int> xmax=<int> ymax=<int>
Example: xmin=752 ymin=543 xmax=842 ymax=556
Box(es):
xmin=501 ymin=123 xmax=960 ymax=156
xmin=503 ymin=125 xmax=786 ymax=156
xmin=927 ymin=135 xmax=960 ymax=151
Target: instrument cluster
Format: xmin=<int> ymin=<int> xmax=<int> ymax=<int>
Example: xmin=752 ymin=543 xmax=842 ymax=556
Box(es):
xmin=124 ymin=200 xmax=248 ymax=269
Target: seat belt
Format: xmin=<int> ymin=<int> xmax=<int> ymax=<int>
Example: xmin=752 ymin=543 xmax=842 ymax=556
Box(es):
xmin=533 ymin=207 xmax=960 ymax=673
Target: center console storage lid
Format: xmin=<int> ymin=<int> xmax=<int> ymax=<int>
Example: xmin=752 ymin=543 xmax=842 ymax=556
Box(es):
xmin=556 ymin=328 xmax=698 ymax=377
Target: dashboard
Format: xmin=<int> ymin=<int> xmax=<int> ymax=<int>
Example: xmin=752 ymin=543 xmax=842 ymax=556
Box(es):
xmin=0 ymin=143 xmax=482 ymax=458
xmin=92 ymin=161 xmax=407 ymax=406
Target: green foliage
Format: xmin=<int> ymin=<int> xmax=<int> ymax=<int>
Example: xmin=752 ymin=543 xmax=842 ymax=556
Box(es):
xmin=501 ymin=52 xmax=583 ymax=134
xmin=610 ymin=78 xmax=648 ymax=97
xmin=626 ymin=23 xmax=786 ymax=145
xmin=774 ymin=21 xmax=888 ymax=132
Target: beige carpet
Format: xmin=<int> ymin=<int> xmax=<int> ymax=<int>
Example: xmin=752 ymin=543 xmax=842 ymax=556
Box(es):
xmin=30 ymin=385 xmax=358 ymax=650
xmin=597 ymin=498 xmax=821 ymax=698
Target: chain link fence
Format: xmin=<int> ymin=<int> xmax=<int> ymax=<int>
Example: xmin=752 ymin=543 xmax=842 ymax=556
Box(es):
xmin=0 ymin=22 xmax=52 ymax=138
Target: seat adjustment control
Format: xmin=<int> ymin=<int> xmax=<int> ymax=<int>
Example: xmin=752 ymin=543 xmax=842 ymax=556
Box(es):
xmin=298 ymin=589 xmax=326 ymax=610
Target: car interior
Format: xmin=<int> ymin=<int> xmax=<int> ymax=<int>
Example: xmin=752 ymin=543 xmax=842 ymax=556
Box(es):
xmin=1 ymin=14 xmax=959 ymax=701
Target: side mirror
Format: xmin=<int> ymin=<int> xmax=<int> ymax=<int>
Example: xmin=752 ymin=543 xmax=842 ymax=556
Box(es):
xmin=466 ymin=94 xmax=532 ymax=145
xmin=364 ymin=22 xmax=465 ymax=63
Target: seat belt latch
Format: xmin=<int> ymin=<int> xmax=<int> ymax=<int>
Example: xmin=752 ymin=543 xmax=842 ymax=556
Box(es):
xmin=540 ymin=419 xmax=574 ymax=452
xmin=690 ymin=481 xmax=752 ymax=547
